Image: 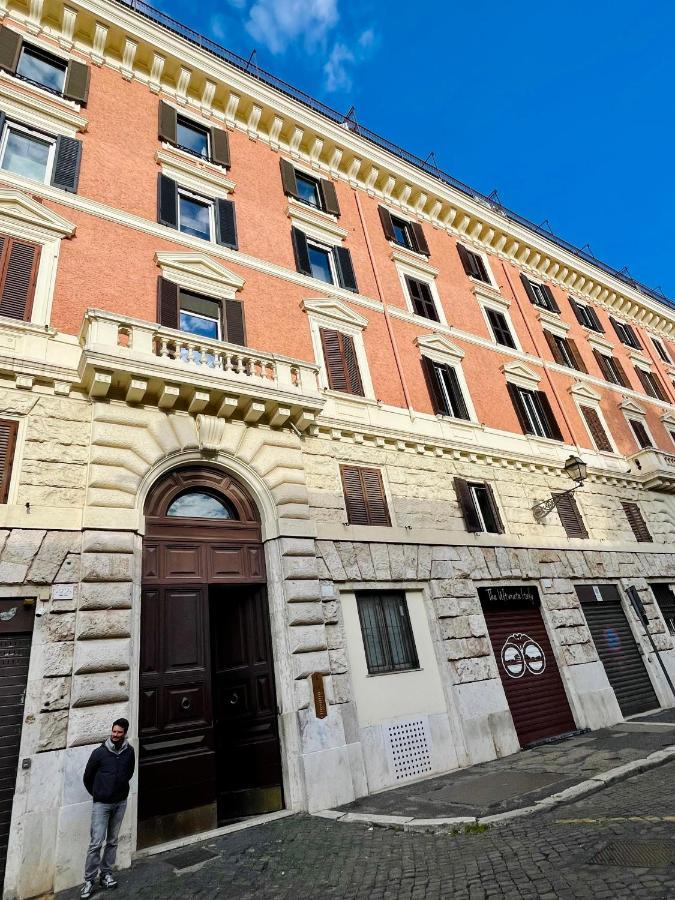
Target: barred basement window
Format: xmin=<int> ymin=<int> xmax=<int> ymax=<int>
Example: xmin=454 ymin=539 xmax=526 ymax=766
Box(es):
xmin=356 ymin=591 xmax=419 ymax=674
xmin=621 ymin=501 xmax=652 ymax=543
xmin=555 ymin=492 xmax=588 ymax=539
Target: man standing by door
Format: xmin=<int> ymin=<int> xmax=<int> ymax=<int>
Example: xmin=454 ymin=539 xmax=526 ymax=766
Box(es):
xmin=80 ymin=718 xmax=136 ymax=898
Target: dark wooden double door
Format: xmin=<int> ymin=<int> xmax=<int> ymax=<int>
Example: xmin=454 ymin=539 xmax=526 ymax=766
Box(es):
xmin=139 ymin=579 xmax=282 ymax=847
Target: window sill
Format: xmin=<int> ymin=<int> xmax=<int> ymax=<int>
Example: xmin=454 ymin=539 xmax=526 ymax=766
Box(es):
xmin=390 ymin=246 xmax=438 ymax=277
xmin=365 ymin=667 xmax=422 ymax=678
xmin=0 ymin=71 xmax=86 ymax=137
xmin=157 ymin=147 xmax=235 ymax=200
xmin=474 ymin=285 xmax=510 ymax=308
xmin=537 ymin=308 xmax=569 ymax=333
xmin=287 ymin=198 xmax=347 ymax=243
xmin=585 ymin=331 xmax=615 ymax=354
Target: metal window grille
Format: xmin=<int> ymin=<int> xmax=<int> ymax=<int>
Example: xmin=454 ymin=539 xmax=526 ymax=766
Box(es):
xmin=356 ymin=592 xmax=419 ymax=675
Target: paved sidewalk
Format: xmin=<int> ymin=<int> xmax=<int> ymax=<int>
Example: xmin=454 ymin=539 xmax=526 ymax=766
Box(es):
xmin=330 ymin=709 xmax=675 ymax=827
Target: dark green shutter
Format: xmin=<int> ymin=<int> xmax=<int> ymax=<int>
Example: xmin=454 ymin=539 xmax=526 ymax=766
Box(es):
xmin=334 ymin=246 xmax=358 ymax=292
xmin=378 ymin=206 xmax=395 ymax=241
xmin=210 ymin=127 xmax=230 ymax=167
xmin=158 ymin=100 xmax=177 ymax=144
xmin=224 ymin=299 xmax=245 ymax=346
xmin=280 ymin=158 xmax=298 ymax=198
xmin=64 ymin=60 xmax=90 ymax=104
xmin=215 ymin=198 xmax=238 ymax=249
xmin=51 ymin=137 xmax=82 ymax=193
xmin=291 ymin=227 xmax=311 ymax=276
xmin=410 ymin=222 xmax=430 ymax=256
xmin=0 ymin=27 xmax=21 ymax=74
xmin=320 ymin=178 xmax=340 ymax=216
xmin=157 ymin=174 xmax=178 ymax=228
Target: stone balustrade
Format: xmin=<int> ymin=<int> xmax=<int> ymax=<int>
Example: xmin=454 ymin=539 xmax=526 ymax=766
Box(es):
xmin=629 ymin=447 xmax=675 ymax=493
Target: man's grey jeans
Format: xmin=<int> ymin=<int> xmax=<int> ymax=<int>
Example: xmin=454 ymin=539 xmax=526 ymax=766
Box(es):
xmin=84 ymin=800 xmax=127 ymax=882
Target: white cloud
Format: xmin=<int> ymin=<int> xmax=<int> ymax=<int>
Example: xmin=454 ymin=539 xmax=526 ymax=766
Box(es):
xmin=210 ymin=15 xmax=227 ymax=41
xmin=323 ymin=42 xmax=354 ymax=92
xmin=245 ymin=0 xmax=339 ymax=54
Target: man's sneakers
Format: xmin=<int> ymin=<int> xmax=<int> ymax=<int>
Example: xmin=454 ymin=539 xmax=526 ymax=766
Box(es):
xmin=100 ymin=873 xmax=118 ymax=889
xmin=80 ymin=881 xmax=94 ymax=899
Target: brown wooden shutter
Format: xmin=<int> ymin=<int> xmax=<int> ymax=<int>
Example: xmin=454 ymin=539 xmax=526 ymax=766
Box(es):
xmin=453 ymin=477 xmax=482 ymax=532
xmin=0 ymin=26 xmax=21 ymax=74
xmin=630 ymin=419 xmax=652 ymax=449
xmin=566 ymin=338 xmax=588 ymax=373
xmin=421 ymin=357 xmax=445 ymax=415
xmin=588 ymin=306 xmax=604 ymax=332
xmin=0 ymin=237 xmax=40 ymax=321
xmin=378 ymin=206 xmax=395 ymax=241
xmin=319 ymin=178 xmax=340 ymax=216
xmin=543 ymin=330 xmax=564 ymax=364
xmin=341 ymin=465 xmax=390 ymax=526
xmin=410 ymin=222 xmax=430 ymax=256
xmin=568 ymin=296 xmax=585 ymax=326
xmin=319 ymin=328 xmax=363 ymax=395
xmin=611 ymin=356 xmax=630 ymax=388
xmin=542 ymin=285 xmax=560 ymax=313
xmin=593 ymin=349 xmax=610 ymax=381
xmin=507 ymin=382 xmax=529 ymax=433
xmin=224 ymin=299 xmax=245 ymax=346
xmin=621 ymin=501 xmax=652 ymax=542
xmin=342 ymin=332 xmax=364 ymax=396
xmin=625 ymin=323 xmax=642 ymax=350
xmin=484 ymin=483 xmax=505 ymax=534
xmin=158 ymin=100 xmax=177 ymax=144
xmin=64 ymin=60 xmax=90 ymax=104
xmin=536 ymin=391 xmax=564 ymax=441
xmin=405 ymin=276 xmax=438 ymax=321
xmin=280 ymin=158 xmax=298 ymax=198
xmin=210 ymin=127 xmax=230 ymax=167
xmin=580 ymin=406 xmax=612 ymax=452
xmin=0 ymin=418 xmax=18 ymax=504
xmin=457 ymin=243 xmax=474 ymax=277
xmin=555 ymin=493 xmax=588 ymax=538
xmin=520 ymin=273 xmax=538 ymax=305
xmin=157 ymin=277 xmax=178 ymax=330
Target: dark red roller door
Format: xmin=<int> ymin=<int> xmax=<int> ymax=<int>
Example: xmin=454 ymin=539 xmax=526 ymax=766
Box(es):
xmin=479 ymin=586 xmax=576 ymax=747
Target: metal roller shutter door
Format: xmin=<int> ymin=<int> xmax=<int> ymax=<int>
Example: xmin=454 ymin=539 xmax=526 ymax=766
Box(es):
xmin=577 ymin=585 xmax=659 ymax=717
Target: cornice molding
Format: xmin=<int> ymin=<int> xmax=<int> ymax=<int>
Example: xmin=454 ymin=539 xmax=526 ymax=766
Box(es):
xmin=155 ymin=147 xmax=235 ymax=199
xmin=301 ymin=297 xmax=368 ymax=329
xmin=286 ymin=199 xmax=347 ymax=243
xmin=620 ymin=397 xmax=647 ymax=417
xmin=154 ymin=250 xmax=245 ymax=295
xmin=0 ymin=70 xmax=87 ymax=136
xmin=0 ymin=189 xmax=76 ymax=238
xmin=415 ymin=333 xmax=465 ymax=362
xmin=569 ymin=381 xmax=602 ymax=403
xmin=501 ymin=361 xmax=541 ymax=389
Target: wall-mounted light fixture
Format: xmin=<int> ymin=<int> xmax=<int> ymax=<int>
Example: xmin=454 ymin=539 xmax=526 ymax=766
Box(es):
xmin=532 ymin=455 xmax=588 ymax=522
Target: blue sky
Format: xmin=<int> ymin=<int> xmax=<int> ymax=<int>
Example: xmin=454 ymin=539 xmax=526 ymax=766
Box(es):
xmin=158 ymin=0 xmax=675 ymax=298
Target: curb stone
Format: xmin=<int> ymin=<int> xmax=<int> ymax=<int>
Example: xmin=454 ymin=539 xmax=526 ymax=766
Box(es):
xmin=311 ymin=743 xmax=675 ymax=833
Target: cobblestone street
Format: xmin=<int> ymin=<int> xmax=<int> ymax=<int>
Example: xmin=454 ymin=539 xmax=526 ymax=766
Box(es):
xmin=60 ymin=759 xmax=675 ymax=900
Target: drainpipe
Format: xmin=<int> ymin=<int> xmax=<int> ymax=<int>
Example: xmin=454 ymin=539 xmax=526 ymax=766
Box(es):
xmin=353 ymin=190 xmax=414 ymax=417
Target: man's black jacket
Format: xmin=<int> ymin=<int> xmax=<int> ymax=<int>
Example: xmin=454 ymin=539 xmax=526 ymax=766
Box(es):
xmin=83 ymin=740 xmax=136 ymax=804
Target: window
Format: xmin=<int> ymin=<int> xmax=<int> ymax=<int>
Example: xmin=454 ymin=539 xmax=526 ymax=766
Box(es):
xmin=568 ymin=297 xmax=604 ymax=332
xmin=650 ymin=584 xmax=675 ymax=635
xmin=454 ymin=477 xmax=504 ymax=533
xmin=635 ymin=367 xmax=668 ymax=402
xmin=157 ymin=278 xmax=246 ymax=347
xmin=16 ymin=44 xmax=66 ymax=93
xmin=0 ymin=121 xmax=54 ymax=184
xmin=621 ymin=501 xmax=652 ymax=542
xmin=176 ymin=116 xmax=209 ymax=159
xmin=651 ymin=336 xmax=671 ymax=364
xmin=157 ymin=176 xmax=238 ymax=249
xmin=579 ymin=406 xmax=613 ymax=453
xmin=422 ymin=358 xmax=470 ymax=419
xmin=520 ymin=274 xmax=560 ymax=312
xmin=179 ymin=291 xmax=221 ymax=340
xmin=554 ymin=493 xmax=588 ymax=538
xmin=594 ymin=350 xmax=629 ymax=387
xmin=340 ymin=465 xmax=390 ymax=526
xmin=167 ymin=490 xmax=236 ymax=519
xmin=670 ymin=429 xmax=675 ymax=447
xmin=628 ymin=418 xmax=652 ymax=449
xmin=485 ymin=307 xmax=516 ymax=348
xmin=405 ymin=276 xmax=439 ymax=321
xmin=544 ymin=331 xmax=587 ymax=372
xmin=177 ymin=190 xmax=214 ymax=241
xmin=507 ymin=384 xmax=563 ymax=440
xmin=0 ymin=418 xmax=18 ymax=504
xmin=609 ymin=316 xmax=642 ymax=350
xmin=320 ymin=328 xmax=364 ymax=395
xmin=0 ymin=235 xmax=40 ymax=321
xmin=356 ymin=592 xmax=419 ymax=675
xmin=291 ymin=228 xmax=358 ymax=292
xmin=280 ymin=159 xmax=340 ymax=215
xmin=378 ymin=206 xmax=429 ymax=255
xmin=457 ymin=244 xmax=491 ymax=284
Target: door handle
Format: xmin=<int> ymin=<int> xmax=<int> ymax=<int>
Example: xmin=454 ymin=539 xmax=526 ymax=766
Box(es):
xmin=229 ymin=692 xmax=239 ymax=705
xmin=180 ymin=696 xmax=192 ymax=710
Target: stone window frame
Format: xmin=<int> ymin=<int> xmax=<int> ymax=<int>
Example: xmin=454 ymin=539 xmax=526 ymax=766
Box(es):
xmin=619 ymin=398 xmax=655 ymax=450
xmin=154 ymin=250 xmax=245 ymax=301
xmin=0 ymin=414 xmax=23 ymax=506
xmin=475 ymin=289 xmax=523 ymax=352
xmin=393 ymin=252 xmax=447 ymax=327
xmin=415 ymin=333 xmax=479 ymax=425
xmin=569 ymin=382 xmax=617 ymax=456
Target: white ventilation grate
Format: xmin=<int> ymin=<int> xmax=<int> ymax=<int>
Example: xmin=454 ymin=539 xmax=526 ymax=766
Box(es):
xmin=387 ymin=719 xmax=432 ymax=781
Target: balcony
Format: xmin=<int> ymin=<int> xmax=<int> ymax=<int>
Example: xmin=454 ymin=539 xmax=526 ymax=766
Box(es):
xmin=629 ymin=447 xmax=675 ymax=493
xmin=79 ymin=310 xmax=324 ymax=430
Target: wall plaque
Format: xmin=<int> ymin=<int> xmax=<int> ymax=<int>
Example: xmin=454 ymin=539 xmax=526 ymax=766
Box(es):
xmin=51 ymin=584 xmax=75 ymax=601
xmin=478 ymin=585 xmax=540 ymax=610
xmin=311 ymin=672 xmax=327 ymax=719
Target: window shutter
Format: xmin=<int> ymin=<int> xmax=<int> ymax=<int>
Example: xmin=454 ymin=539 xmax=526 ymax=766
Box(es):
xmin=63 ymin=60 xmax=90 ymax=104
xmin=158 ymin=100 xmax=177 ymax=144
xmin=568 ymin=296 xmax=585 ymax=326
xmin=405 ymin=276 xmax=438 ymax=321
xmin=378 ymin=206 xmax=396 ymax=242
xmin=320 ymin=328 xmax=363 ymax=395
xmin=621 ymin=501 xmax=652 ymax=543
xmin=611 ymin=356 xmax=630 ymax=388
xmin=520 ymin=273 xmax=538 ymax=305
xmin=507 ymin=382 xmax=529 ymax=433
xmin=157 ymin=174 xmax=178 ymax=229
xmin=567 ymin=338 xmax=588 ymax=373
xmin=588 ymin=306 xmax=604 ymax=332
xmin=280 ymin=158 xmax=298 ymax=198
xmin=224 ymin=298 xmax=246 ymax=346
xmin=342 ymin=333 xmax=364 ymax=396
xmin=593 ymin=349 xmax=610 ymax=381
xmin=443 ymin=364 xmax=470 ymax=420
xmin=0 ymin=26 xmax=21 ymax=74
xmin=555 ymin=493 xmax=588 ymax=538
xmin=410 ymin=222 xmax=430 ymax=256
xmin=542 ymin=285 xmax=560 ymax=313
xmin=484 ymin=483 xmax=505 ymax=534
xmin=291 ymin=227 xmax=311 ymax=277
xmin=0 ymin=112 xmax=5 ymax=139
xmin=453 ymin=477 xmax=482 ymax=533
xmin=215 ymin=198 xmax=238 ymax=249
xmin=319 ymin=178 xmax=340 ymax=216
xmin=341 ymin=465 xmax=390 ymax=526
xmin=210 ymin=127 xmax=230 ymax=167
xmin=0 ymin=238 xmax=40 ymax=321
xmin=0 ymin=418 xmax=18 ymax=504
xmin=536 ymin=391 xmax=563 ymax=441
xmin=651 ymin=372 xmax=668 ymax=402
xmin=334 ymin=246 xmax=358 ymax=292
xmin=625 ymin=323 xmax=642 ymax=350
xmin=421 ymin=356 xmax=446 ymax=415
xmin=543 ymin=330 xmax=564 ymax=365
xmin=51 ymin=136 xmax=82 ymax=193
xmin=636 ymin=367 xmax=652 ymax=397
xmin=630 ymin=420 xmax=652 ymax=449
xmin=457 ymin=244 xmax=480 ymax=278
xmin=580 ymin=406 xmax=612 ymax=452
xmin=157 ymin=277 xmax=178 ymax=330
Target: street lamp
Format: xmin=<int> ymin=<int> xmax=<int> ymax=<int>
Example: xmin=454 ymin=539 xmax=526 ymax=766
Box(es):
xmin=532 ymin=455 xmax=588 ymax=522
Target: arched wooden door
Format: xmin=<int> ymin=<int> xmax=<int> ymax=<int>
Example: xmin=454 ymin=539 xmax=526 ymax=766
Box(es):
xmin=139 ymin=466 xmax=282 ymax=849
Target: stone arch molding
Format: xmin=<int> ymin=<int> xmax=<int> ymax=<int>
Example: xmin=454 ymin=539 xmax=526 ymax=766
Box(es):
xmin=86 ymin=404 xmax=311 ymax=537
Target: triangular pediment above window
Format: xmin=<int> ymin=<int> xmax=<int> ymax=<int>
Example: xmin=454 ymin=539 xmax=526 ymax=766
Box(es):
xmin=154 ymin=251 xmax=245 ymax=297
xmin=660 ymin=411 xmax=675 ymax=429
xmin=569 ymin=381 xmax=602 ymax=403
xmin=302 ymin=298 xmax=368 ymax=329
xmin=415 ymin=333 xmax=465 ymax=361
xmin=0 ymin=189 xmax=75 ymax=239
xmin=620 ymin=397 xmax=647 ymax=417
xmin=501 ymin=361 xmax=541 ymax=388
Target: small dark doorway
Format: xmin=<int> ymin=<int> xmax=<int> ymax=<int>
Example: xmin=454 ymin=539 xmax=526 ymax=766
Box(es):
xmin=138 ymin=467 xmax=283 ymax=849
